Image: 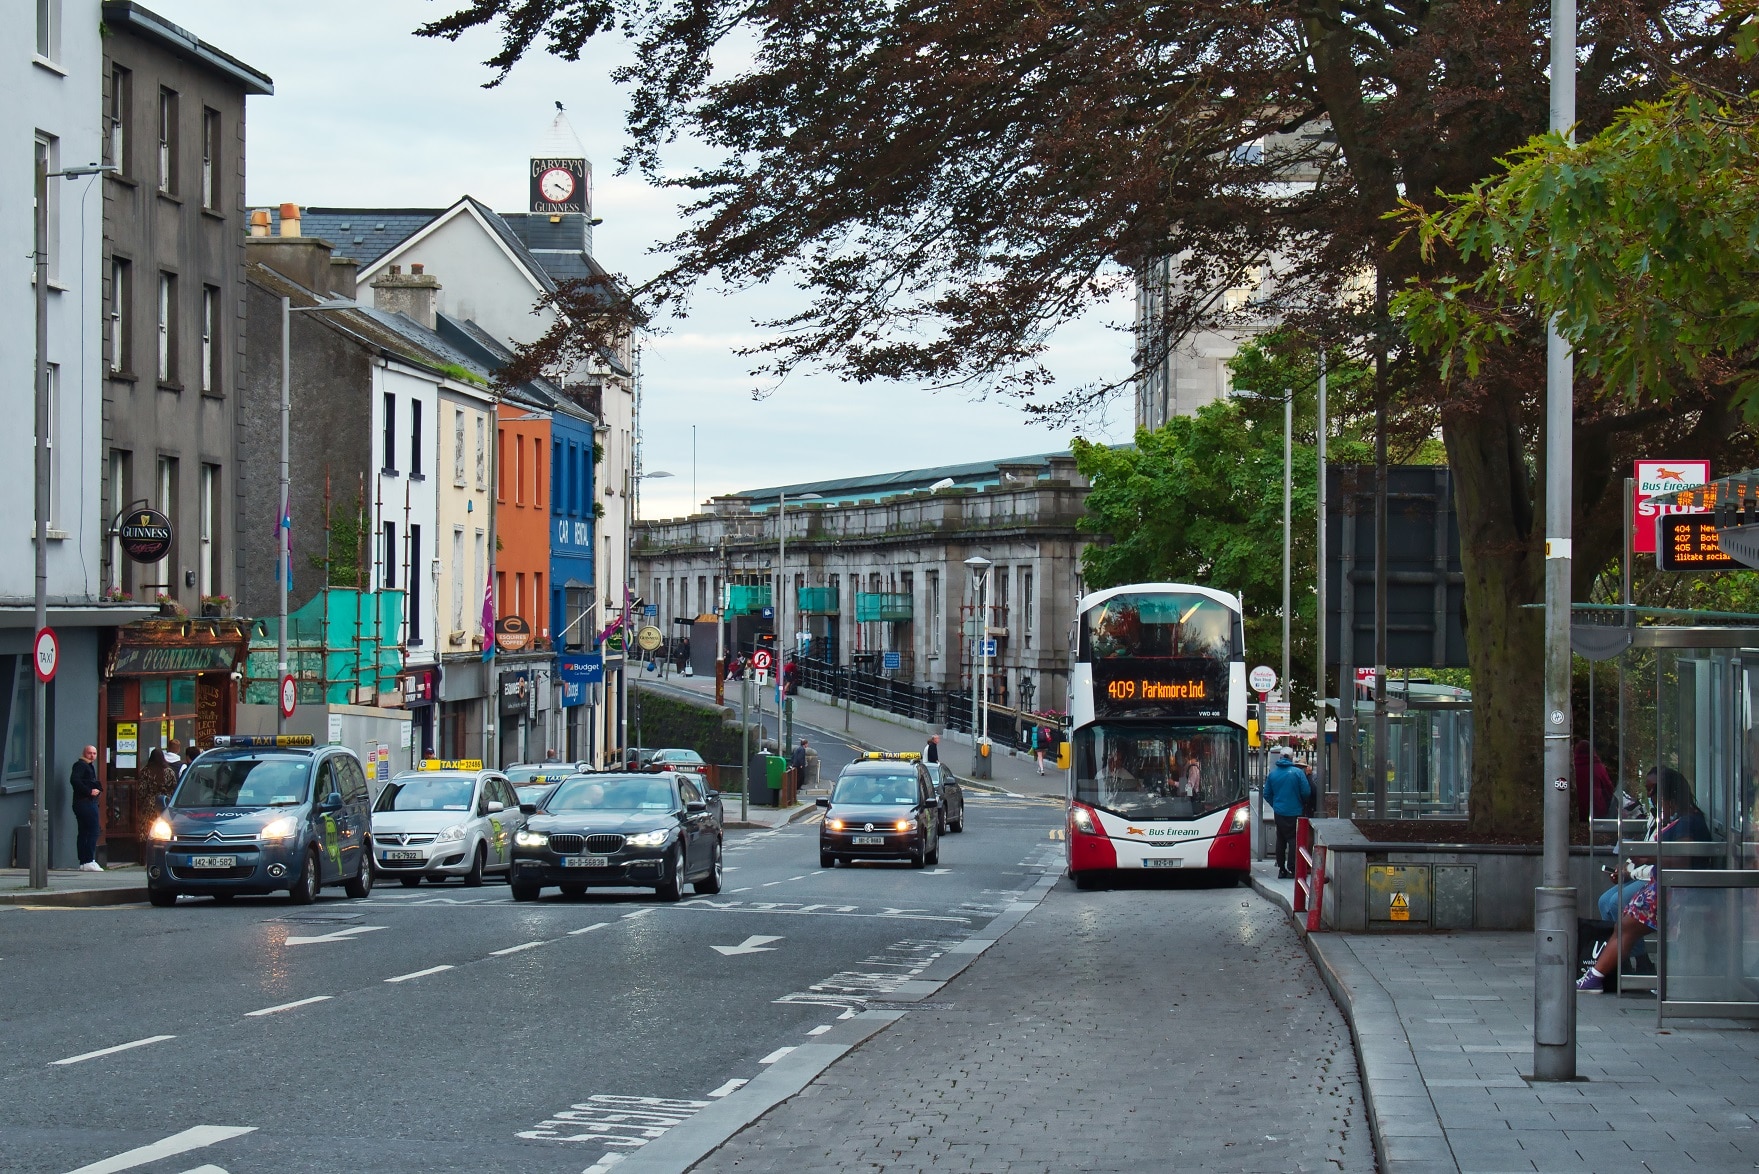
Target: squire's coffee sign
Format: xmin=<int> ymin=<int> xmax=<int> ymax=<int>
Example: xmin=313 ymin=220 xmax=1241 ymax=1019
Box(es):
xmin=1632 ymin=460 xmax=1711 ymax=555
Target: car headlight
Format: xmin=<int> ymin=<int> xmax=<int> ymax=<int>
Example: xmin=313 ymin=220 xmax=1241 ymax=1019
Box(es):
xmin=514 ymin=829 xmax=549 ymax=848
xmin=827 ymin=818 xmax=845 ymax=831
xmin=894 ymin=819 xmax=916 ymax=832
xmin=149 ymin=817 xmax=173 ymax=842
xmin=436 ymin=824 xmax=467 ymax=842
xmin=259 ymin=816 xmax=299 ymax=841
xmin=626 ymin=828 xmax=671 ymax=848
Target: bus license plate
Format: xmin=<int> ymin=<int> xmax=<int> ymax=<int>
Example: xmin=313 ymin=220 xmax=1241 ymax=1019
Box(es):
xmin=562 ymin=856 xmax=608 ymax=868
xmin=188 ymin=855 xmax=236 ymax=869
xmin=383 ymin=850 xmax=423 ymax=862
xmin=851 ymin=836 xmax=886 ymax=846
xmin=1142 ymin=858 xmax=1183 ymax=868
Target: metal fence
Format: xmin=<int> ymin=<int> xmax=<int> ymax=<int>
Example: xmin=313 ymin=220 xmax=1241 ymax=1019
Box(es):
xmin=793 ymin=657 xmax=1066 ymax=748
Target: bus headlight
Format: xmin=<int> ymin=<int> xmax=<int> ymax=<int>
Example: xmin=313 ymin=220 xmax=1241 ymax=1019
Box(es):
xmin=1227 ymin=806 xmax=1250 ymax=835
xmin=1069 ymin=806 xmax=1099 ymax=837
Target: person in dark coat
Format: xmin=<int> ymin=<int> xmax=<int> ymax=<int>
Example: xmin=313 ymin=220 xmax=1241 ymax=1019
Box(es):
xmin=1262 ymin=749 xmax=1313 ymax=879
xmin=135 ymin=748 xmax=179 ymax=843
xmin=70 ymin=745 xmax=103 ymax=871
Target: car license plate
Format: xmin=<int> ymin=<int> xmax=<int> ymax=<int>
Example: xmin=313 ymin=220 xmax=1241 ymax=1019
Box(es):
xmin=382 ymin=850 xmax=423 ymax=862
xmin=561 ymin=855 xmax=608 ymax=868
xmin=1142 ymin=857 xmax=1183 ymax=868
xmin=851 ymin=835 xmax=886 ymax=846
xmin=188 ymin=855 xmax=236 ymax=869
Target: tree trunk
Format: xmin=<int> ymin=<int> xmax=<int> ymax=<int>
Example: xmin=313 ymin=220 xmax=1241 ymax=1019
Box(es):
xmin=1443 ymin=390 xmax=1544 ymax=838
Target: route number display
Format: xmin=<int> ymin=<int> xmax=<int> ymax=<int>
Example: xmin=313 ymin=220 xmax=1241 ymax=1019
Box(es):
xmin=1656 ymin=513 xmax=1739 ymax=571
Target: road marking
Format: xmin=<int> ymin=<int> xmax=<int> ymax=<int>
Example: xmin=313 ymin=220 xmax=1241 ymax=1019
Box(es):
xmin=584 ymin=1156 xmax=626 ymax=1174
xmin=384 ymin=965 xmax=453 ymax=983
xmin=518 ymin=1095 xmax=710 ymax=1152
xmin=245 ymin=995 xmax=331 ymax=1017
xmin=51 ymin=1034 xmax=176 ymax=1066
xmin=712 ymin=934 xmax=783 ymax=956
xmin=760 ymin=880 xmax=784 ymax=887
xmin=707 ymin=1079 xmax=748 ymax=1097
xmin=283 ymin=924 xmax=387 ymax=946
xmin=569 ymin=921 xmax=611 ymax=935
xmin=925 ymin=868 xmax=953 ymax=874
xmin=758 ymin=1046 xmax=796 ymax=1064
xmin=622 ymin=909 xmax=652 ymax=919
xmin=787 ymin=875 xmax=806 ymax=881
xmin=63 ymin=1125 xmax=257 ymax=1174
xmin=730 ymin=887 xmax=751 ymax=893
xmin=806 ymin=1025 xmax=832 ymax=1036
xmin=810 ymin=870 xmax=825 ymax=875
xmin=490 ymin=940 xmax=547 ymax=956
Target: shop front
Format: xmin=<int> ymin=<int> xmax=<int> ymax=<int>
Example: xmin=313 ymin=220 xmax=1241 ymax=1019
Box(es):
xmin=402 ymin=665 xmax=438 ymax=758
xmin=102 ymin=619 xmax=249 ymax=863
xmin=438 ymin=656 xmax=489 ymax=762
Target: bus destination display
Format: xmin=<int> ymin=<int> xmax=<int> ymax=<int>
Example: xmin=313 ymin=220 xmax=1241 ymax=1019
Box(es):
xmin=1657 ymin=512 xmax=1738 ymax=572
xmin=1093 ymin=659 xmax=1228 ymax=718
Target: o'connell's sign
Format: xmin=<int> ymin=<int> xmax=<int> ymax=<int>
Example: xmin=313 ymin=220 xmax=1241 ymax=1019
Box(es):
xmin=117 ymin=508 xmax=173 ymax=563
xmin=1657 ymin=513 xmax=1740 ymax=571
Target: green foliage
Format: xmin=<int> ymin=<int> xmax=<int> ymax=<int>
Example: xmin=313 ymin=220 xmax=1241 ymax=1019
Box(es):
xmin=630 ymin=686 xmax=751 ymax=776
xmin=1393 ymin=87 xmax=1759 ymax=415
xmin=308 ymin=489 xmax=367 ymax=588
xmin=436 ymin=362 xmax=488 ymax=387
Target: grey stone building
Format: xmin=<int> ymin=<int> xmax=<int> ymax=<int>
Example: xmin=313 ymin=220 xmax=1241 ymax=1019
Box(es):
xmin=99 ymin=2 xmax=272 ymax=607
xmin=633 ymin=453 xmax=1091 ymax=714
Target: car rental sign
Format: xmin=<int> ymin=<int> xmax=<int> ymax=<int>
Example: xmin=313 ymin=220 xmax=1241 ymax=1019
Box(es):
xmin=1632 ymin=460 xmax=1710 ymax=555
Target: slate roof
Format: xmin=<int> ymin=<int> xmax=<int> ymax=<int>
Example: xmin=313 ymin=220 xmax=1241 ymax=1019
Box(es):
xmin=263 ymin=207 xmax=442 ymax=266
xmin=435 ymin=315 xmax=572 ymax=415
xmin=735 ymin=450 xmax=1086 ymax=510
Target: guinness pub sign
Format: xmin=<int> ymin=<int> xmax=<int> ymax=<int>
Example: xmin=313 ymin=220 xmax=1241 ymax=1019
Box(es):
xmin=117 ymin=508 xmax=173 ymax=563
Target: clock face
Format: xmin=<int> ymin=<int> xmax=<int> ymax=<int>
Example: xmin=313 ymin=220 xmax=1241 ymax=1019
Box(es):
xmin=539 ymin=167 xmax=576 ymax=203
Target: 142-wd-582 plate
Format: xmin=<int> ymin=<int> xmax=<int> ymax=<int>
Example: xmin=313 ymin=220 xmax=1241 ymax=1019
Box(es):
xmin=188 ymin=855 xmax=236 ymax=869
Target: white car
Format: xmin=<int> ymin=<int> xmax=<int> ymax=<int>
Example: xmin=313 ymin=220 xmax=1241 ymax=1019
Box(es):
xmin=371 ymin=767 xmax=524 ymax=886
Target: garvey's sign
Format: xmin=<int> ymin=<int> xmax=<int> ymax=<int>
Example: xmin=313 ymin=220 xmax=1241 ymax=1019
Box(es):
xmin=1632 ymin=460 xmax=1710 ymax=555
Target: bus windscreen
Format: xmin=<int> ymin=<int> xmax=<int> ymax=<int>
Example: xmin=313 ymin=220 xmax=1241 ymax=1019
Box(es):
xmin=1082 ymin=593 xmax=1238 ymax=661
xmin=1073 ymin=723 xmax=1246 ymax=819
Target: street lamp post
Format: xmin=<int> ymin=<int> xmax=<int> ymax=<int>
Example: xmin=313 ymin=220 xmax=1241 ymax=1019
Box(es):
xmin=631 ymin=466 xmax=673 ymax=761
xmin=775 ymin=491 xmax=821 ymax=730
xmin=31 ymin=159 xmax=113 ymax=888
xmin=963 ymin=555 xmax=992 ymax=778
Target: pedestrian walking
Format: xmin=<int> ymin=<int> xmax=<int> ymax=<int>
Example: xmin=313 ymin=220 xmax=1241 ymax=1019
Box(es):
xmin=164 ymin=738 xmax=185 ymax=780
xmin=70 ymin=745 xmax=103 ymax=871
xmin=923 ymin=734 xmax=940 ymax=764
xmin=791 ymin=737 xmax=809 ymax=785
xmin=135 ymin=748 xmax=179 ymax=842
xmin=1029 ymin=724 xmax=1046 ymax=775
xmin=1262 ymin=748 xmax=1312 ymax=879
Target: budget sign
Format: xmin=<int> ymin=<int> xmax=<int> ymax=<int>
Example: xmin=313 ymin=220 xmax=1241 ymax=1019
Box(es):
xmin=1632 ymin=460 xmax=1710 ymax=555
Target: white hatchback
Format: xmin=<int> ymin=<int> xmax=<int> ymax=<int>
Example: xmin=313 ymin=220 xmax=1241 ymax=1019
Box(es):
xmin=371 ymin=769 xmax=524 ymax=886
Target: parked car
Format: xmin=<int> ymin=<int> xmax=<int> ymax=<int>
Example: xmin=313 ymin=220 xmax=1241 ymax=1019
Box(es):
xmin=371 ymin=764 xmax=525 ymax=886
xmin=647 ymin=748 xmax=708 ymax=778
xmin=511 ymin=772 xmax=724 ymax=901
xmin=144 ymin=735 xmax=373 ymax=906
xmin=505 ymin=764 xmax=575 ymax=810
xmin=623 ymin=747 xmax=659 ymax=771
xmin=923 ymin=762 xmax=967 ymax=834
xmin=818 ymin=758 xmax=941 ymax=868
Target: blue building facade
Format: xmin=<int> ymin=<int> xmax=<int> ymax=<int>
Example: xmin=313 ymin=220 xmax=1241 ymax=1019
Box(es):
xmin=550 ymin=404 xmax=598 ymax=755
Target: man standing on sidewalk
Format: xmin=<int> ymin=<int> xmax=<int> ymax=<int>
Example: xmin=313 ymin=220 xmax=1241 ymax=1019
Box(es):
xmin=923 ymin=734 xmax=940 ymax=765
xmin=70 ymin=745 xmax=103 ymax=872
xmin=1263 ymin=748 xmax=1311 ymax=879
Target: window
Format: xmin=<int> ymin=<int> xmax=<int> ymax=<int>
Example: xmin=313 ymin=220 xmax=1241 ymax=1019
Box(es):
xmin=410 ymin=399 xmax=423 ymax=478
xmin=1022 ymin=567 xmax=1034 ymax=650
xmin=927 ymin=571 xmax=941 ymax=655
xmin=534 ymin=572 xmax=544 ymax=634
xmin=200 ymin=285 xmax=219 ymax=394
xmin=33 ymin=135 xmax=58 ymax=283
xmin=551 ymin=439 xmax=562 ymax=513
xmin=451 ymin=527 xmax=465 ymax=631
xmin=108 ymin=258 xmax=131 ymax=374
xmin=496 ymin=570 xmax=506 ymax=614
xmin=533 ymin=437 xmax=544 ymax=509
xmin=157 ymin=88 xmax=178 ymax=195
xmin=156 ymin=272 xmax=177 ymax=383
xmin=475 ymin=415 xmax=486 ymax=488
xmin=107 ymin=66 xmax=131 ymax=174
xmin=408 ymin=525 xmax=423 ymax=645
xmin=496 ymin=428 xmax=506 ymax=500
xmin=43 ymin=364 xmax=59 ymax=527
xmin=200 ymin=108 xmax=220 ymax=210
xmin=515 ymin=432 xmax=526 ymax=505
xmin=382 ymin=392 xmax=396 ymax=473
xmin=382 ymin=521 xmax=397 ymax=590
xmin=474 ymin=530 xmax=486 ymax=632
xmin=35 ymin=0 xmax=59 ymax=61
xmin=108 ymin=450 xmax=133 ymax=593
xmin=199 ymin=464 xmax=220 ymax=598
xmin=157 ymin=456 xmax=179 ymax=591
xmin=453 ymin=410 xmax=466 ymax=485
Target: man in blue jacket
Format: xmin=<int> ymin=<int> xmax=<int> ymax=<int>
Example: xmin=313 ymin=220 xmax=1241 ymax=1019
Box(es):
xmin=1263 ymin=749 xmax=1312 ymax=879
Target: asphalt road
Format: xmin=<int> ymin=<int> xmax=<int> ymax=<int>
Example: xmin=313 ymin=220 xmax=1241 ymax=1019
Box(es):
xmin=0 ymin=792 xmax=1067 ymax=1173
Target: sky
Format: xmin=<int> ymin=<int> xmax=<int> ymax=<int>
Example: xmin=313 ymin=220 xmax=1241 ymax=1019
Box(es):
xmin=147 ymin=0 xmax=1135 ymax=519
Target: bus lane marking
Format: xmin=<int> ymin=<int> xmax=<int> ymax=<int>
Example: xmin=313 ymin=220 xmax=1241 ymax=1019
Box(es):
xmin=51 ymin=1034 xmax=176 ymax=1066
xmin=516 ymin=1094 xmax=712 ymax=1159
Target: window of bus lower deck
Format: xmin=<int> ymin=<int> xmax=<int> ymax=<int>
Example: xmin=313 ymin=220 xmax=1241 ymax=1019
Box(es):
xmin=1073 ymin=724 xmax=1246 ymax=819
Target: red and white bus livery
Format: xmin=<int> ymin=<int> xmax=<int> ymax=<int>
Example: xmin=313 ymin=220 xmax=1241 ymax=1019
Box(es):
xmin=1065 ymin=584 xmax=1251 ymax=888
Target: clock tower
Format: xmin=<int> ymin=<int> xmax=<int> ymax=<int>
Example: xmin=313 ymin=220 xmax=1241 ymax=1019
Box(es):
xmin=530 ymin=156 xmax=589 ymax=217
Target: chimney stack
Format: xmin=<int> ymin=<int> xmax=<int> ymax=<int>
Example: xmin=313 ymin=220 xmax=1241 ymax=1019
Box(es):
xmin=278 ymin=202 xmax=302 ymax=237
xmin=370 ymin=262 xmax=442 ymax=330
xmin=249 ymin=209 xmax=270 ymax=237
xmin=246 ymin=201 xmax=336 ymax=293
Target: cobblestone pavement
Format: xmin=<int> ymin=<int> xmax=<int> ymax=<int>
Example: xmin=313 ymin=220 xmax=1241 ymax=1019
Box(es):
xmin=694 ymin=876 xmax=1372 ymax=1173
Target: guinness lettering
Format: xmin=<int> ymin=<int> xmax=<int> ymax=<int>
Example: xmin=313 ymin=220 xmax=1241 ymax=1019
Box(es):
xmin=116 ymin=507 xmax=174 ymax=564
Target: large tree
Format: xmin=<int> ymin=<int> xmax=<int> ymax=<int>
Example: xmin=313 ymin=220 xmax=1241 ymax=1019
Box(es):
xmin=421 ymin=0 xmax=1757 ymax=833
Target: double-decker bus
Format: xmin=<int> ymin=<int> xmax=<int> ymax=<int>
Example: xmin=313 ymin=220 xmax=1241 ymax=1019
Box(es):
xmin=1065 ymin=583 xmax=1251 ymax=888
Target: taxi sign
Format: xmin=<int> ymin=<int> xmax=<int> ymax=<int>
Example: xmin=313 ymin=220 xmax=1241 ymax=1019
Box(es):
xmin=421 ymin=758 xmax=484 ymax=771
xmin=860 ymin=751 xmax=922 ymax=761
xmin=213 ymin=735 xmax=315 ymax=748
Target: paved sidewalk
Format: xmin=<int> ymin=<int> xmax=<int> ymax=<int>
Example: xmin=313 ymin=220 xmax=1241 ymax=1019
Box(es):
xmin=641 ymin=673 xmax=1062 ymax=799
xmin=0 ymin=864 xmax=148 ymax=907
xmin=1253 ymin=866 xmax=1759 ymax=1173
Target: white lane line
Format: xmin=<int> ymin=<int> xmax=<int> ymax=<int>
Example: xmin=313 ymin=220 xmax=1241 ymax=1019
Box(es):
xmin=245 ymin=995 xmax=332 ymax=1017
xmin=622 ymin=908 xmax=652 ymax=919
xmin=51 ymin=1034 xmax=176 ymax=1066
xmin=568 ymin=921 xmax=611 ymax=935
xmin=731 ymin=887 xmax=752 ymax=893
xmin=63 ymin=1125 xmax=257 ymax=1174
xmin=811 ymin=870 xmax=826 ymax=875
xmin=490 ymin=940 xmax=547 ymax=956
xmin=758 ymin=1046 xmax=796 ymax=1064
xmin=806 ymin=1025 xmax=832 ymax=1036
xmin=384 ymin=965 xmax=453 ymax=983
xmin=761 ymin=881 xmax=784 ymax=887
xmin=787 ymin=875 xmax=806 ymax=881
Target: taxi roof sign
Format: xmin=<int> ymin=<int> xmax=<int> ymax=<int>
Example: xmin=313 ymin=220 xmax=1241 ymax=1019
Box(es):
xmin=421 ymin=758 xmax=484 ymax=771
xmin=213 ymin=735 xmax=315 ymax=748
xmin=860 ymin=751 xmax=921 ymax=761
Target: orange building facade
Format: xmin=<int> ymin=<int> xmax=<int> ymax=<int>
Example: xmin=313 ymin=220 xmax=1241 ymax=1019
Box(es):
xmin=494 ymin=403 xmax=553 ymax=764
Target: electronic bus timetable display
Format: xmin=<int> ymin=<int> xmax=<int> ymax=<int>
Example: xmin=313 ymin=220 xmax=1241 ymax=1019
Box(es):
xmin=1091 ymin=659 xmax=1230 ymax=719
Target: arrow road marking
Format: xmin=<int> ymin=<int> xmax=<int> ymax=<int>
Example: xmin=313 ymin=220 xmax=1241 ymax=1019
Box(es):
xmin=283 ymin=925 xmax=387 ymax=946
xmin=63 ymin=1125 xmax=256 ymax=1174
xmin=711 ymin=934 xmax=783 ymax=956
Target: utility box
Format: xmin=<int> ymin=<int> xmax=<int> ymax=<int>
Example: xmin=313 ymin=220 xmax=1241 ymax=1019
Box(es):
xmin=1367 ymin=863 xmax=1432 ymax=929
xmin=1433 ymin=864 xmax=1477 ymax=930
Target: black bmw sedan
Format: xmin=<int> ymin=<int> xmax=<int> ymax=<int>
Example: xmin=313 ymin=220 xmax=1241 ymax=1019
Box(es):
xmin=511 ymin=772 xmax=723 ymax=901
xmin=817 ymin=759 xmax=941 ymax=868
